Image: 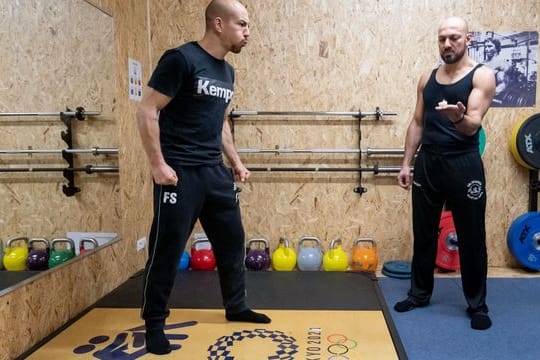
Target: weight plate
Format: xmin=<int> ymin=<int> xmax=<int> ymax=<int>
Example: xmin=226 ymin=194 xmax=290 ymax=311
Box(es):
xmin=382 ymin=267 xmax=411 ymax=279
xmin=478 ymin=127 xmax=486 ymax=156
xmin=436 ymin=211 xmax=460 ymax=271
xmin=382 ymin=260 xmax=411 ymax=275
xmin=506 ymin=212 xmax=540 ymax=270
xmin=509 ymin=113 xmax=540 ymax=169
xmin=507 ymin=212 xmax=530 ymax=256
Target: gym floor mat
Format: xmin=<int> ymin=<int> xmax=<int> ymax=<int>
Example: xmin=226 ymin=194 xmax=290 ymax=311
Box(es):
xmin=22 ymin=271 xmax=407 ymax=359
xmin=27 ymin=308 xmax=398 ymax=359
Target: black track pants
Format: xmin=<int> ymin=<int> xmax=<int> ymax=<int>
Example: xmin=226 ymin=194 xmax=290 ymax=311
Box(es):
xmin=141 ymin=164 xmax=247 ymax=328
xmin=408 ymin=148 xmax=488 ymax=313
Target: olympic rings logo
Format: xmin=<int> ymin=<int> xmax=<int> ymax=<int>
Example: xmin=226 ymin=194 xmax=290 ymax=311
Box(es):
xmin=326 ymin=333 xmax=358 ymax=360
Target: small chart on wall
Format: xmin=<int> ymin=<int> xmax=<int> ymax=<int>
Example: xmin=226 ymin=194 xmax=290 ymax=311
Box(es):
xmin=469 ymin=31 xmax=538 ymax=108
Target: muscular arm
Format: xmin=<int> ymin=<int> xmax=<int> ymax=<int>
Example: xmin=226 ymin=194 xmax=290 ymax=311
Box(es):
xmin=398 ymin=72 xmax=429 ymax=189
xmin=436 ymin=66 xmax=496 ymax=136
xmin=136 ymin=86 xmax=178 ymax=185
xmin=455 ymin=66 xmax=496 ymax=135
xmin=222 ymin=106 xmax=250 ymax=182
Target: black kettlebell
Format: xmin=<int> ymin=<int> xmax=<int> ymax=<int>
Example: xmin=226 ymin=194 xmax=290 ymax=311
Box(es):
xmin=26 ymin=238 xmax=50 ymax=271
xmin=245 ymin=238 xmax=271 ymax=271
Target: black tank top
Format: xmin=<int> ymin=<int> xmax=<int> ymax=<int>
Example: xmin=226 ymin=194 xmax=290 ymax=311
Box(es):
xmin=421 ymin=64 xmax=483 ymax=154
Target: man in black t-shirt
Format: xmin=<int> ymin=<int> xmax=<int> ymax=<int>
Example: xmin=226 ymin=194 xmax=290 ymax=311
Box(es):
xmin=394 ymin=17 xmax=495 ymax=330
xmin=136 ymin=0 xmax=270 ymax=355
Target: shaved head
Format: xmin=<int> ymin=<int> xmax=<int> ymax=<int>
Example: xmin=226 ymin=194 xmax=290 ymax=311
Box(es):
xmin=439 ymin=17 xmax=469 ymax=34
xmin=205 ymin=0 xmax=246 ymax=29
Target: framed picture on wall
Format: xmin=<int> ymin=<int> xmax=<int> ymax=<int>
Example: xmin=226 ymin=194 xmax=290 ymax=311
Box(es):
xmin=469 ymin=31 xmax=538 ymax=107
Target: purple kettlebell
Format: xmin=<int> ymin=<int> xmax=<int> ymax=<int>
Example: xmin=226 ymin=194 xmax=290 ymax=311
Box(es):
xmin=245 ymin=238 xmax=270 ymax=271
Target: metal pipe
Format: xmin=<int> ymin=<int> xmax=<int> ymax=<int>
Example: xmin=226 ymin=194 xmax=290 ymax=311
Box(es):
xmin=0 ymin=165 xmax=119 ymax=173
xmin=0 ymin=147 xmax=118 ymax=155
xmin=0 ymin=110 xmax=100 ymax=117
xmin=238 ymin=147 xmax=405 ymax=155
xmin=230 ymin=110 xmax=397 ymax=118
xmin=247 ymin=166 xmax=405 ymax=173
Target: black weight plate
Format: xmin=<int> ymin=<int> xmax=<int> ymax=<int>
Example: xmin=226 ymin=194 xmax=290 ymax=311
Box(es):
xmin=515 ymin=113 xmax=540 ymax=169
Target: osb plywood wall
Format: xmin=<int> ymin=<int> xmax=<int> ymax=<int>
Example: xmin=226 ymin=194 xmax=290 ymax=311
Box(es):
xmin=0 ymin=0 xmax=119 ymax=238
xmin=0 ymin=0 xmax=152 ymax=358
xmin=0 ymin=0 xmax=538 ymax=358
xmin=148 ymin=0 xmax=539 ymax=266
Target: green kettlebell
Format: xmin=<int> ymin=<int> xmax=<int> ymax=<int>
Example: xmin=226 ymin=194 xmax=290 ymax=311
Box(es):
xmin=48 ymin=238 xmax=76 ymax=268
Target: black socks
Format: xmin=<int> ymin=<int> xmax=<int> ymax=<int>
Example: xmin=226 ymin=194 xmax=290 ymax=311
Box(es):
xmin=226 ymin=309 xmax=271 ymax=323
xmin=394 ymin=299 xmax=429 ymax=312
xmin=145 ymin=329 xmax=171 ymax=355
xmin=470 ymin=311 xmax=492 ymax=330
xmin=394 ymin=301 xmax=492 ymax=330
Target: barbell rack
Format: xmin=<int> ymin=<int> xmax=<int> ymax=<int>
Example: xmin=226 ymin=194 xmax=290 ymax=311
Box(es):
xmin=0 ymin=108 xmax=100 ymax=120
xmin=229 ymin=106 xmax=400 ymax=195
xmin=237 ymin=147 xmax=405 ymax=155
xmin=0 ymin=147 xmax=118 ymax=155
xmin=0 ymin=106 xmax=111 ymax=196
xmin=229 ymin=107 xmax=397 ymax=120
xmin=0 ymin=165 xmax=119 ymax=173
xmin=247 ymin=165 xmax=408 ymax=174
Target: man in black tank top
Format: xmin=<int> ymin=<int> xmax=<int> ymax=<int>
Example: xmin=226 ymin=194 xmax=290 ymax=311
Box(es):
xmin=394 ymin=17 xmax=496 ymax=330
xmin=136 ymin=0 xmax=270 ymax=355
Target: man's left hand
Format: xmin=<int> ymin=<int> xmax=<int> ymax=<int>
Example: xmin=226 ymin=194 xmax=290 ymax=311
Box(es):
xmin=233 ymin=162 xmax=251 ymax=182
xmin=435 ymin=100 xmax=466 ymax=123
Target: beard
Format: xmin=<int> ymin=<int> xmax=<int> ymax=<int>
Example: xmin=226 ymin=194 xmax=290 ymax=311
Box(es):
xmin=230 ymin=45 xmax=243 ymax=54
xmin=441 ymin=47 xmax=466 ymax=64
xmin=230 ymin=41 xmax=247 ymax=54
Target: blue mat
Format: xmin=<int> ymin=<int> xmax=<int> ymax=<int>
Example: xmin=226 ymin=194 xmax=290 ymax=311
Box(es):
xmin=378 ymin=277 xmax=540 ymax=360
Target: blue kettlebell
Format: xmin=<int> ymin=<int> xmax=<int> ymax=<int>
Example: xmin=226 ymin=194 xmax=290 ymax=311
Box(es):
xmin=178 ymin=250 xmax=190 ymax=271
xmin=297 ymin=236 xmax=323 ymax=271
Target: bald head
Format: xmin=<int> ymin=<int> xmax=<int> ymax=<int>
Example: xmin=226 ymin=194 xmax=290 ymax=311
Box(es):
xmin=205 ymin=0 xmax=246 ymax=29
xmin=439 ymin=17 xmax=469 ymax=34
xmin=437 ymin=17 xmax=472 ymax=65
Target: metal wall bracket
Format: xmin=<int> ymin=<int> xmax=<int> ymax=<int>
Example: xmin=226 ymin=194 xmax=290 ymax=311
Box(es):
xmin=59 ymin=107 xmax=87 ymax=196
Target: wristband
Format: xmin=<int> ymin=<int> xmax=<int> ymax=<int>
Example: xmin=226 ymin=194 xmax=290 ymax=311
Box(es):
xmin=454 ymin=112 xmax=465 ymax=125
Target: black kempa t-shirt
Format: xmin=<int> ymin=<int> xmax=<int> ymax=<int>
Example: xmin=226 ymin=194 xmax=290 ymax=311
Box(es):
xmin=148 ymin=41 xmax=235 ymax=166
xmin=422 ymin=64 xmax=483 ymax=152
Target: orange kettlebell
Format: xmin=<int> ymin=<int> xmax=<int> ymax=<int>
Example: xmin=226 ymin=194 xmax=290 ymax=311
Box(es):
xmin=351 ymin=237 xmax=378 ymax=271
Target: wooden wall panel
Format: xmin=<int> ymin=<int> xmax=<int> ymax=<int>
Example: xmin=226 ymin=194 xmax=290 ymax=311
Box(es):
xmin=148 ymin=0 xmax=540 ymax=266
xmin=0 ymin=1 xmax=538 ymax=358
xmin=0 ymin=0 xmax=151 ymax=358
xmin=0 ymin=0 xmax=119 ymax=239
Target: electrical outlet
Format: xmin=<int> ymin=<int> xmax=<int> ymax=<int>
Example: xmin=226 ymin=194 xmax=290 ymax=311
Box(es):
xmin=137 ymin=237 xmax=146 ymax=252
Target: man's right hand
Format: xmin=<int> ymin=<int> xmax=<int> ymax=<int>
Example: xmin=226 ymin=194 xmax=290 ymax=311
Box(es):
xmin=151 ymin=163 xmax=178 ymax=186
xmin=397 ymin=166 xmax=412 ymax=190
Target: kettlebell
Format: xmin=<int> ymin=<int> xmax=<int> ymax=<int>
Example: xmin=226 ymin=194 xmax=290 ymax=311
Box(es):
xmin=79 ymin=237 xmax=99 ymax=255
xmin=351 ymin=237 xmax=378 ymax=272
xmin=271 ymin=237 xmax=297 ymax=271
xmin=190 ymin=238 xmax=216 ymax=271
xmin=3 ymin=236 xmax=29 ymax=271
xmin=26 ymin=238 xmax=50 ymax=271
xmin=323 ymin=238 xmax=349 ymax=271
xmin=297 ymin=236 xmax=323 ymax=271
xmin=178 ymin=250 xmax=190 ymax=271
xmin=48 ymin=238 xmax=76 ymax=268
xmin=245 ymin=238 xmax=271 ymax=271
